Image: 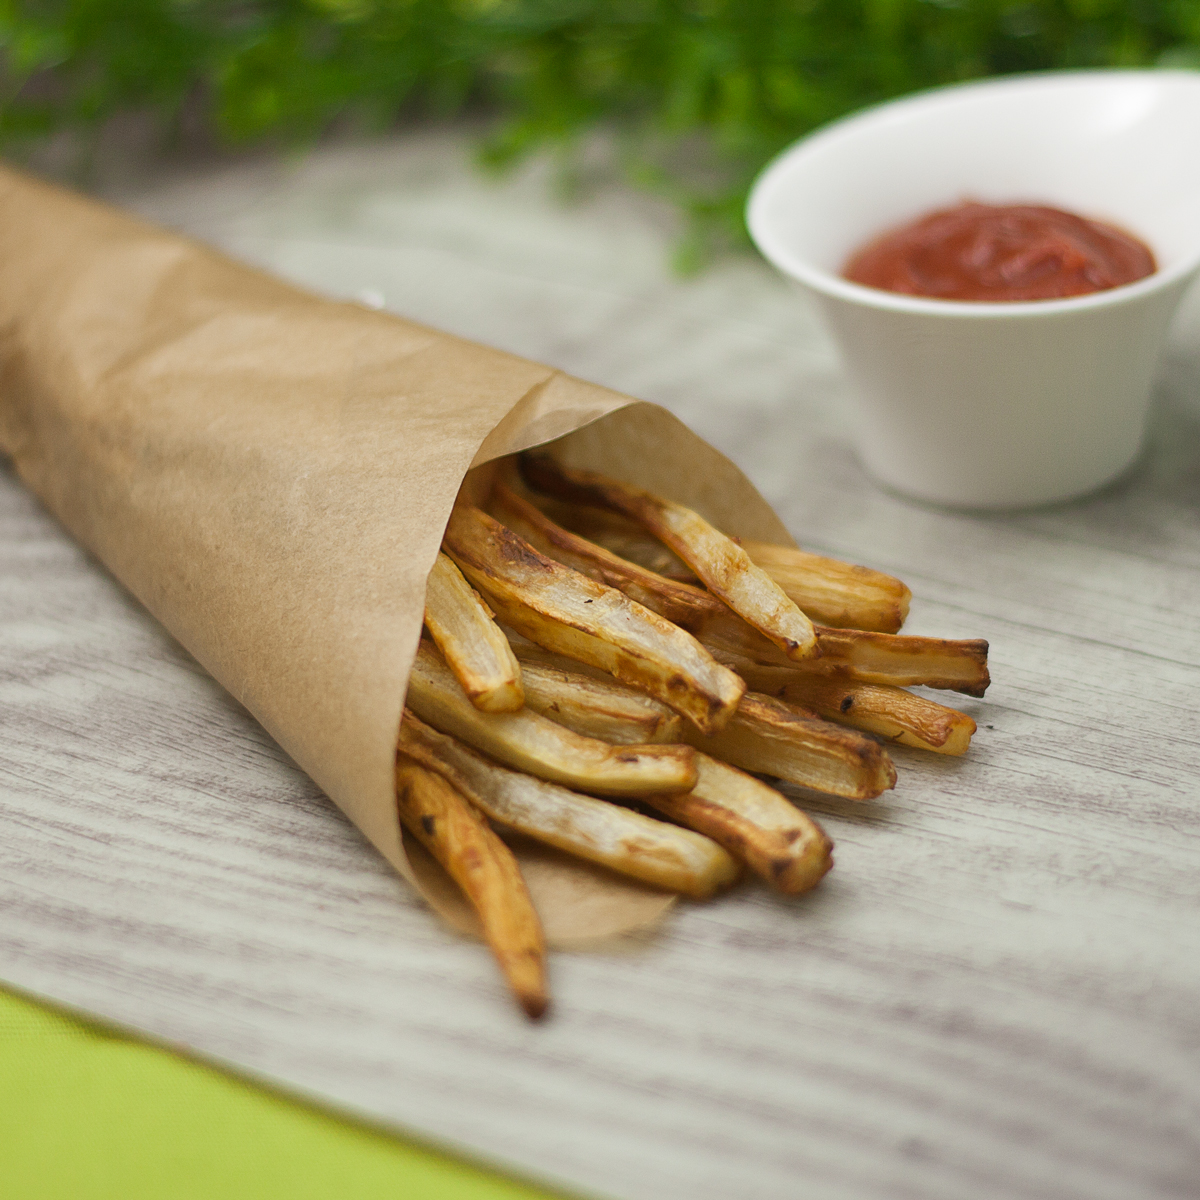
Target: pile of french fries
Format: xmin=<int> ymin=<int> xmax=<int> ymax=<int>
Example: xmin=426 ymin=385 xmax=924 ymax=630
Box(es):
xmin=398 ymin=453 xmax=990 ymax=1018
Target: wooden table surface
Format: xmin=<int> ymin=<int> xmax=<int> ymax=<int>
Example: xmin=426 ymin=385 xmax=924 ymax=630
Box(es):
xmin=3 ymin=131 xmax=1199 ymax=1200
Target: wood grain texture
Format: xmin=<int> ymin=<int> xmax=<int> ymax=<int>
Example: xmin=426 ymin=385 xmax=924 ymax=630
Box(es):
xmin=2 ymin=131 xmax=1199 ymax=1200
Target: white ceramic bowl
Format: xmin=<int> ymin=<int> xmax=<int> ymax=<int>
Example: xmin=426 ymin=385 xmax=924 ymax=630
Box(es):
xmin=747 ymin=70 xmax=1200 ymax=509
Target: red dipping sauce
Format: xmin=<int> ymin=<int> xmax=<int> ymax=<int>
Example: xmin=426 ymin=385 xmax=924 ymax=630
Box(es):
xmin=843 ymin=202 xmax=1156 ymax=302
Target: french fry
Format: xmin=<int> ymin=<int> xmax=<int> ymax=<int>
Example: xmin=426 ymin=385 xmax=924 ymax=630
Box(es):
xmin=697 ymin=618 xmax=990 ymax=696
xmin=529 ymin=491 xmax=911 ymax=633
xmin=721 ymin=655 xmax=977 ymax=755
xmin=395 ymin=755 xmax=547 ymax=1019
xmin=519 ymin=659 xmax=685 ymax=744
xmin=644 ymin=753 xmax=833 ymax=894
xmin=503 ymin=632 xmax=626 ymax=681
xmin=519 ymin=454 xmax=819 ymax=662
xmin=795 ymin=627 xmax=990 ymax=696
xmin=423 ymin=551 xmax=524 ymax=713
xmin=491 ymin=481 xmax=728 ymax=634
xmin=548 ymin=504 xmax=697 ymax=581
xmin=406 ymin=639 xmax=697 ymax=796
xmin=399 ymin=712 xmax=738 ymax=898
xmin=507 ymin=638 xmax=685 ymax=744
xmin=740 ymin=540 xmax=910 ymax=634
xmin=442 ymin=501 xmax=745 ymax=734
xmin=684 ymin=691 xmax=897 ymax=800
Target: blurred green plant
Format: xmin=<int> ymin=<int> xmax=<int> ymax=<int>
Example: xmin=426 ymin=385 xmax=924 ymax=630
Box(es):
xmin=2 ymin=1 xmax=1198 ymax=265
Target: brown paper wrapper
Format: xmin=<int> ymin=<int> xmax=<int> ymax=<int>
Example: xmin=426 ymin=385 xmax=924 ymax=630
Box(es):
xmin=0 ymin=163 xmax=794 ymax=946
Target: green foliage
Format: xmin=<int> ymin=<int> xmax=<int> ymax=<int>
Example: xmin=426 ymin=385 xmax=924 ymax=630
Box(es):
xmin=2 ymin=1 xmax=1196 ymax=257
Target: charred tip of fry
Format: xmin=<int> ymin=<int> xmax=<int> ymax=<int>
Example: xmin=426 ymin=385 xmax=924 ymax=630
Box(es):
xmin=521 ymin=992 xmax=549 ymax=1020
xmin=510 ymin=959 xmax=550 ymax=1020
xmin=956 ymin=640 xmax=990 ymax=696
xmin=771 ymin=843 xmax=834 ymax=895
xmin=395 ymin=754 xmax=548 ymax=1019
xmin=782 ymin=828 xmax=835 ymax=894
xmin=958 ymin=685 xmax=988 ymax=699
xmin=882 ymin=757 xmax=898 ymax=791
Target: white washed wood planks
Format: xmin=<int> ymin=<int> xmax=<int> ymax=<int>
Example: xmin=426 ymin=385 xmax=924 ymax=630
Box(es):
xmin=2 ymin=132 xmax=1199 ymax=1200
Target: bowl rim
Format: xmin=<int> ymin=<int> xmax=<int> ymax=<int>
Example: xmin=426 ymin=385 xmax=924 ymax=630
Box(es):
xmin=746 ymin=68 xmax=1200 ymax=320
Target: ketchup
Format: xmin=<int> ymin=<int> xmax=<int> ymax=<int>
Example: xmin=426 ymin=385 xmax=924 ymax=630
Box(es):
xmin=843 ymin=202 xmax=1155 ymax=302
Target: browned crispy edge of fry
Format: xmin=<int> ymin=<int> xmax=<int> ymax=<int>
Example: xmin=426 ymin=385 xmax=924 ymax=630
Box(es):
xmin=688 ymin=692 xmax=898 ymax=800
xmin=645 ymin=755 xmax=833 ymax=894
xmin=395 ymin=755 xmax=548 ymax=1019
xmin=727 ymin=659 xmax=976 ymax=755
xmin=443 ymin=501 xmax=745 ymax=733
xmin=519 ymin=453 xmax=818 ymax=662
xmin=424 ymin=551 xmax=524 ymax=713
xmin=740 ymin=540 xmax=911 ymax=633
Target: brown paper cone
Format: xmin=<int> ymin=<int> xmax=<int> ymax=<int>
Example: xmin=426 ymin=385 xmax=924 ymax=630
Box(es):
xmin=0 ymin=163 xmax=794 ymax=946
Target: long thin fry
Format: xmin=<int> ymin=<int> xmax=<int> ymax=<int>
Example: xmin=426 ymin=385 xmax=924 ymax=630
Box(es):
xmin=531 ymin=498 xmax=697 ymax=578
xmin=529 ymin=492 xmax=910 ymax=633
xmin=519 ymin=454 xmax=819 ymax=661
xmin=442 ymin=501 xmax=744 ymax=733
xmin=501 ymin=632 xmax=620 ymax=682
xmin=395 ymin=755 xmax=547 ymax=1018
xmin=803 ymin=626 xmax=990 ymax=696
xmin=700 ymin=620 xmax=990 ymax=696
xmin=407 ymin=639 xmax=697 ymax=796
xmin=685 ymin=691 xmax=897 ymax=800
xmin=519 ymin=659 xmax=685 ymax=744
xmin=739 ymin=540 xmax=910 ymax=634
xmin=723 ymin=655 xmax=976 ymax=755
xmin=491 ymin=481 xmax=727 ymax=633
xmin=399 ymin=712 xmax=738 ymax=898
xmin=645 ymin=753 xmax=833 ymax=894
xmin=424 ymin=551 xmax=524 ymax=712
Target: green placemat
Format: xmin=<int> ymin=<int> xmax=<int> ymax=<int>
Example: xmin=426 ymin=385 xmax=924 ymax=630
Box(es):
xmin=1 ymin=985 xmax=563 ymax=1200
